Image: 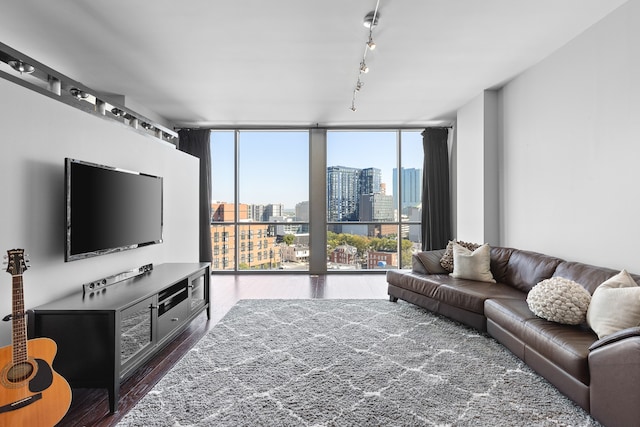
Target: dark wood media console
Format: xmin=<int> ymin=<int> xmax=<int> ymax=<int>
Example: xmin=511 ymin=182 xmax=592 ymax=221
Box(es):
xmin=28 ymin=262 xmax=210 ymax=413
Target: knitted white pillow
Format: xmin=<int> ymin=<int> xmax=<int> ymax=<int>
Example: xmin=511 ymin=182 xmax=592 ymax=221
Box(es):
xmin=527 ymin=277 xmax=591 ymax=325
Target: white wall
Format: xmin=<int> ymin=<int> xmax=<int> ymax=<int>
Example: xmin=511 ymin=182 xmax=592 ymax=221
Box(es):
xmin=0 ymin=78 xmax=199 ymax=345
xmin=499 ymin=1 xmax=640 ymax=270
xmin=456 ymin=90 xmax=499 ymax=245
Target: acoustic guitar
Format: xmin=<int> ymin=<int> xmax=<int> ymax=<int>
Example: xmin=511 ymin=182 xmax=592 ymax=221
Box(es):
xmin=0 ymin=249 xmax=71 ymax=426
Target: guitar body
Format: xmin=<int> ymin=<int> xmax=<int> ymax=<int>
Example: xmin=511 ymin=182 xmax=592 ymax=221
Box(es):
xmin=0 ymin=337 xmax=71 ymax=427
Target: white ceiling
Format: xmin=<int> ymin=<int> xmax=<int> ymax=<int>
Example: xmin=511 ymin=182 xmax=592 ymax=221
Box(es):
xmin=0 ymin=1 xmax=627 ymax=128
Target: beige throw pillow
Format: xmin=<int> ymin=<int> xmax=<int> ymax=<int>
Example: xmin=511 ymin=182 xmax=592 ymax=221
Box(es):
xmin=587 ymin=270 xmax=640 ymax=339
xmin=449 ymin=243 xmax=496 ymax=283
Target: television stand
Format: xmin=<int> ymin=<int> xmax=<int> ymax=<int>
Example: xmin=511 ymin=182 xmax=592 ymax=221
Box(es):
xmin=29 ymin=262 xmax=210 ymax=413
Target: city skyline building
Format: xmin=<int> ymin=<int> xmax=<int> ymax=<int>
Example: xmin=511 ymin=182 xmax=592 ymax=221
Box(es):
xmin=264 ymin=203 xmax=284 ymax=221
xmin=295 ymin=201 xmax=309 ymax=221
xmin=359 ymin=193 xmax=394 ymax=222
xmin=211 ymin=202 xmax=249 ymax=222
xmin=327 ymin=165 xmax=361 ymax=221
xmin=246 ymin=203 xmax=285 ymax=221
xmin=326 ymin=165 xmax=387 ymax=222
xmin=393 ymin=167 xmax=422 ymax=212
xmin=211 ymin=202 xmax=281 ymax=270
xmin=248 ymin=204 xmax=264 ymax=221
xmin=359 ymin=167 xmax=382 ymax=196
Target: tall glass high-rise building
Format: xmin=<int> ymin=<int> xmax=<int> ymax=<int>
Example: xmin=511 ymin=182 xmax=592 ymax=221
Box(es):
xmin=359 ymin=193 xmax=394 ymax=221
xmin=359 ymin=167 xmax=381 ymax=195
xmin=327 ymin=165 xmax=361 ymax=221
xmin=393 ymin=167 xmax=422 ymax=212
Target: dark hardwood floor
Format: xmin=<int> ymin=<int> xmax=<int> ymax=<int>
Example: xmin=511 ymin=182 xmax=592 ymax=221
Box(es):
xmin=57 ymin=273 xmax=389 ymax=427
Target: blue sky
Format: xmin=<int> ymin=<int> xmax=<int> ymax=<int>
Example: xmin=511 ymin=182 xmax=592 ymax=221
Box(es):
xmin=211 ymin=130 xmax=423 ymax=210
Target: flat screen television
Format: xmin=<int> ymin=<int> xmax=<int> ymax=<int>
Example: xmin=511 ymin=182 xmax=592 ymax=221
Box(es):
xmin=65 ymin=158 xmax=163 ymax=262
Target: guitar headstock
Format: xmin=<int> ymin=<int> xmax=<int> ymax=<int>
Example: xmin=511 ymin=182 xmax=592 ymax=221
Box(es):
xmin=5 ymin=249 xmax=29 ymax=276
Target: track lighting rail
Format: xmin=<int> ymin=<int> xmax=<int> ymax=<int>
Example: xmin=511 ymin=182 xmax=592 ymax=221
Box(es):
xmin=351 ymin=0 xmax=381 ymax=112
xmin=0 ymin=41 xmax=178 ymax=146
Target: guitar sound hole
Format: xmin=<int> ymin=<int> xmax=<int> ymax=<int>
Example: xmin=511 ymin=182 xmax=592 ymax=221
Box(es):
xmin=7 ymin=361 xmax=34 ymax=383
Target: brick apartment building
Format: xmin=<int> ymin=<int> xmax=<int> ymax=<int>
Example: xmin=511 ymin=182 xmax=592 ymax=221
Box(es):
xmin=211 ymin=202 xmax=280 ymax=270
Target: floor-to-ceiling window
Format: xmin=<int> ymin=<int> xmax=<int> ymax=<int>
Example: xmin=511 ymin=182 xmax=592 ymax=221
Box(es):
xmin=326 ymin=130 xmax=422 ymax=270
xmin=210 ymin=128 xmax=422 ymax=272
xmin=211 ymin=130 xmax=309 ymax=271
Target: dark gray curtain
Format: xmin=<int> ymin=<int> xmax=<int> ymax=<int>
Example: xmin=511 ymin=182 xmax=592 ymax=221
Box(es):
xmin=421 ymin=127 xmax=451 ymax=250
xmin=178 ymin=129 xmax=212 ymax=262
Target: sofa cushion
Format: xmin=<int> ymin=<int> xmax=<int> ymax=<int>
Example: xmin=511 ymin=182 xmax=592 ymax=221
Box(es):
xmin=450 ymin=243 xmax=496 ymax=283
xmin=413 ymin=250 xmax=448 ymax=275
xmin=431 ymin=277 xmax=525 ymax=314
xmin=526 ymin=277 xmax=591 ymax=325
xmin=489 ymin=246 xmax=515 ymax=284
xmin=440 ymin=240 xmax=481 ymax=272
xmin=485 ymin=298 xmax=597 ymax=385
xmin=500 ymin=249 xmax=563 ymax=292
xmin=587 ymin=270 xmax=640 ymax=339
xmin=386 ymin=270 xmax=444 ymax=299
xmin=412 ymin=255 xmax=428 ymax=275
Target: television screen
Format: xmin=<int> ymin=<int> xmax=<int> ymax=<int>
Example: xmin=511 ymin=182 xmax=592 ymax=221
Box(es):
xmin=65 ymin=158 xmax=163 ymax=261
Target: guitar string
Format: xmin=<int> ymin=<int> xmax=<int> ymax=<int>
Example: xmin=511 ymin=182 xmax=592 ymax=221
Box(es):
xmin=9 ymin=258 xmax=29 ymax=402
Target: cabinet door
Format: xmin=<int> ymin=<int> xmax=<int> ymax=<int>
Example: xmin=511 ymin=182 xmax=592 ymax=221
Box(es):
xmin=119 ymin=296 xmax=155 ymax=374
xmin=188 ymin=272 xmax=207 ymax=312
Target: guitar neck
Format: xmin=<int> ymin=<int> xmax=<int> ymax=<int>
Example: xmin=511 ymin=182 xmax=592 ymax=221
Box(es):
xmin=11 ymin=274 xmax=28 ymax=363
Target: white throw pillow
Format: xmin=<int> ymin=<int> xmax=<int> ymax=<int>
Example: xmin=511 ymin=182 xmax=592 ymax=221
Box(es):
xmin=449 ymin=243 xmax=495 ymax=283
xmin=587 ymin=270 xmax=640 ymax=339
xmin=527 ymin=277 xmax=591 ymax=325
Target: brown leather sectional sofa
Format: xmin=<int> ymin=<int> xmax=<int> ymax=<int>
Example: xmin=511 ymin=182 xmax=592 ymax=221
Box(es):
xmin=386 ymin=246 xmax=640 ymax=427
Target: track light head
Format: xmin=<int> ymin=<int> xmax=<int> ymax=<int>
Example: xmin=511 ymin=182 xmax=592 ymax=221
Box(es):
xmin=8 ymin=60 xmax=35 ymax=74
xmin=367 ymin=37 xmax=376 ymax=50
xmin=360 ymin=62 xmax=369 ymax=74
xmin=70 ymin=88 xmax=89 ymax=99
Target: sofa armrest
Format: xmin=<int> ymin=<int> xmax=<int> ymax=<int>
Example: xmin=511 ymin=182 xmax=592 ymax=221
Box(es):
xmin=412 ymin=249 xmax=448 ymax=275
xmin=589 ymin=332 xmax=640 ymax=427
xmin=589 ymin=326 xmax=640 ymax=351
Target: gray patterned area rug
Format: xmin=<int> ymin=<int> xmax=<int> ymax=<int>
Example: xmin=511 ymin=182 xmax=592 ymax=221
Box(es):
xmin=117 ymin=299 xmax=600 ymax=426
